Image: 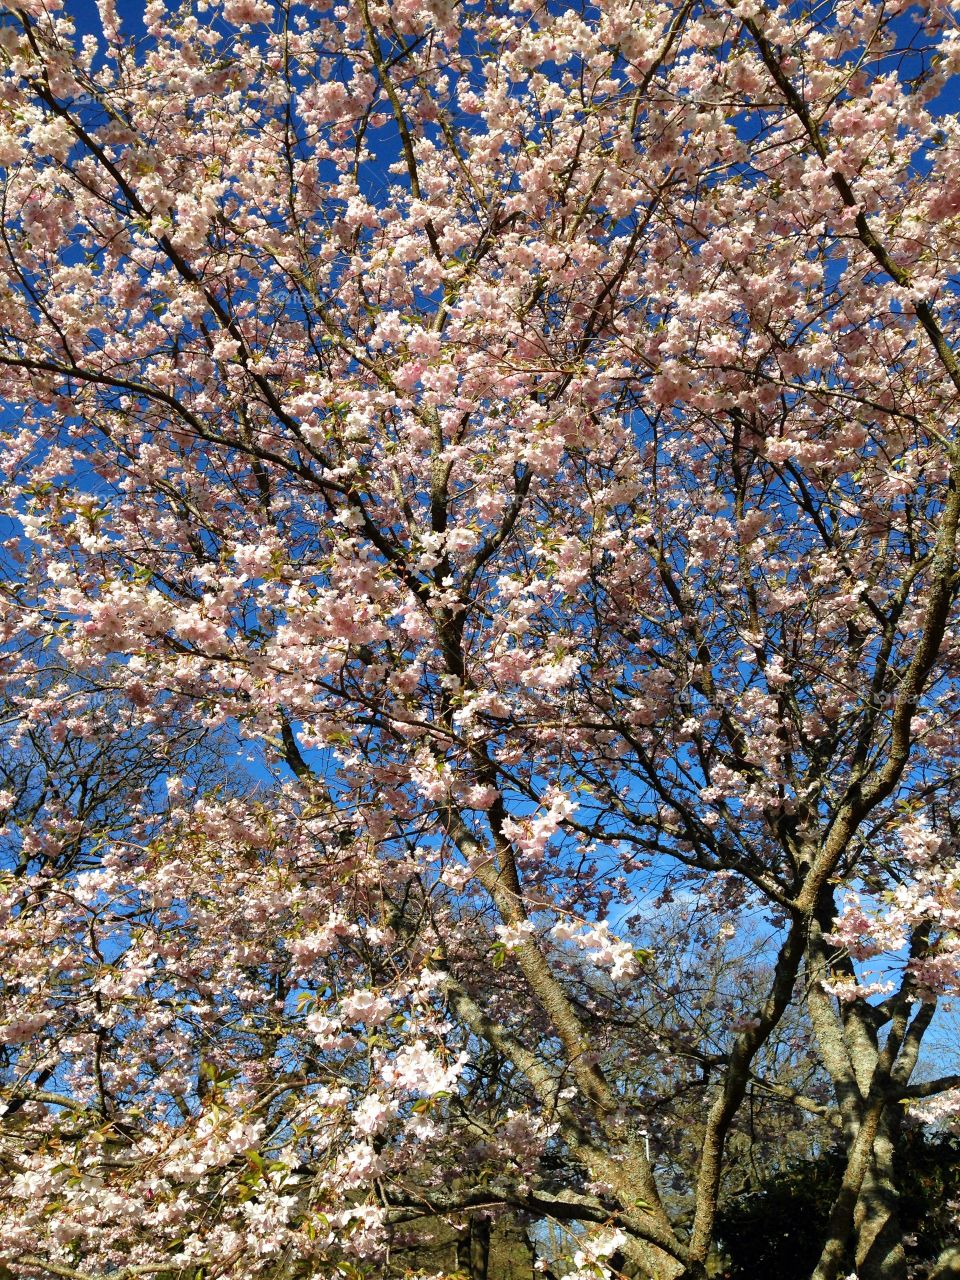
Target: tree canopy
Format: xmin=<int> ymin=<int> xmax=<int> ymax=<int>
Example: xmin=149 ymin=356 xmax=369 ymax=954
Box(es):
xmin=1 ymin=1 xmax=960 ymax=1278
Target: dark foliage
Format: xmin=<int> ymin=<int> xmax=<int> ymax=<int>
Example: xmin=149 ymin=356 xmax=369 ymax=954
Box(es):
xmin=715 ymin=1129 xmax=960 ymax=1279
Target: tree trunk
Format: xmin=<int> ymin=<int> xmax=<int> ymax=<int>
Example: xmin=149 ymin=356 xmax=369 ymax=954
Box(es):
xmin=807 ymin=906 xmax=909 ymax=1280
xmin=930 ymin=1245 xmax=960 ymax=1279
xmin=468 ymin=1215 xmax=490 ymax=1280
xmin=852 ymin=1113 xmax=907 ymax=1280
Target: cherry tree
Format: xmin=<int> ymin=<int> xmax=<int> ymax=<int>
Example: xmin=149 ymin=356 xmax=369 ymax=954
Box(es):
xmin=2 ymin=0 xmax=960 ymax=1277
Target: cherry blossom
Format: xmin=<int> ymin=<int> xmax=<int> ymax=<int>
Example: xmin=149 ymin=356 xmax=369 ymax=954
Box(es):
xmin=2 ymin=1 xmax=960 ymax=1278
